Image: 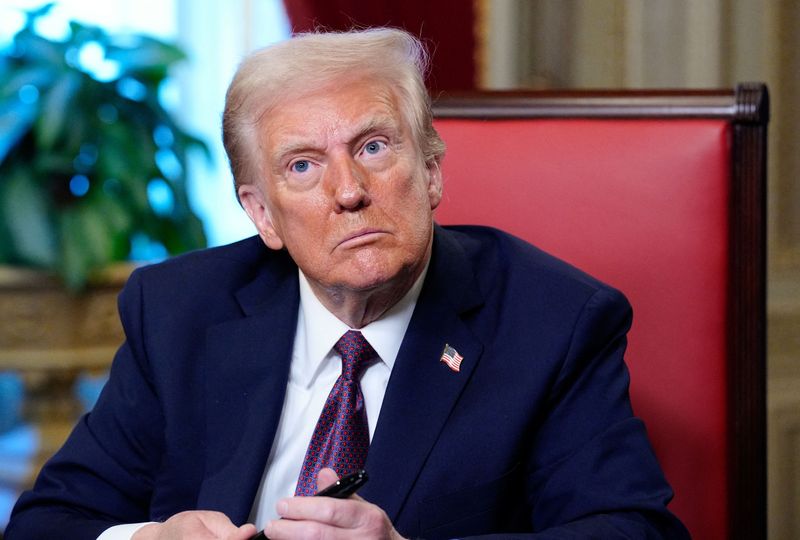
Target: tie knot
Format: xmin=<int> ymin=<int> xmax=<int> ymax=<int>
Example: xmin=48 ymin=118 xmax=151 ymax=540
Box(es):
xmin=334 ymin=330 xmax=377 ymax=381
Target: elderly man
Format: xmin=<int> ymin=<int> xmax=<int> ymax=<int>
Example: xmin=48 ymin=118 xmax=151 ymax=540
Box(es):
xmin=7 ymin=29 xmax=688 ymax=539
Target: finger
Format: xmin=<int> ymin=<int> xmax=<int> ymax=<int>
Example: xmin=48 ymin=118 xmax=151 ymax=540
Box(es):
xmin=196 ymin=511 xmax=250 ymax=540
xmin=264 ymin=517 xmax=336 ymax=540
xmin=227 ymin=523 xmax=258 ymax=540
xmin=197 ymin=511 xmax=242 ymax=536
xmin=276 ymin=496 xmax=365 ymax=529
xmin=137 ymin=511 xmax=242 ymax=540
xmin=316 ymin=467 xmax=339 ymax=492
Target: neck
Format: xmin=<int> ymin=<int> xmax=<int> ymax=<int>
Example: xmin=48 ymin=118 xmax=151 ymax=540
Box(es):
xmin=307 ymin=252 xmax=430 ymax=329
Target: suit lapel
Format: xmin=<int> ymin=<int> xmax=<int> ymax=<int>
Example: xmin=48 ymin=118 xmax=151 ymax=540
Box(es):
xmin=196 ymin=252 xmax=300 ymax=523
xmin=194 ymin=228 xmax=484 ymax=523
xmin=361 ymin=227 xmax=484 ymax=522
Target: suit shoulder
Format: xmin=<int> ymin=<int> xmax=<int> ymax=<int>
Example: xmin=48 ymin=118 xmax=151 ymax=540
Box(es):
xmin=121 ymin=236 xmax=293 ymax=309
xmin=129 ymin=236 xmax=268 ymax=286
xmin=437 ymin=224 xmax=629 ymax=310
xmin=137 ymin=235 xmax=265 ymax=272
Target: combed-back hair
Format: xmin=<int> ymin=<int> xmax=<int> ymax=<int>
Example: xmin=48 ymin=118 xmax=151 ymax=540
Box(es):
xmin=222 ymin=27 xmax=446 ymax=197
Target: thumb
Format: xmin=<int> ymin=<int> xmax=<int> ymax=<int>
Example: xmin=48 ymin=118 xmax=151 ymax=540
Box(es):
xmin=228 ymin=523 xmax=258 ymax=540
xmin=316 ymin=467 xmax=340 ymax=493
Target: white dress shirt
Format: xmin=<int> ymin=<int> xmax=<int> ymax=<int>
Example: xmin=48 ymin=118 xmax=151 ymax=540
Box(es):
xmin=98 ymin=264 xmax=426 ymax=539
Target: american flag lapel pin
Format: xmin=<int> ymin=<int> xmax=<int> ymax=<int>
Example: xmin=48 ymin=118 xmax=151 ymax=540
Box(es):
xmin=440 ymin=344 xmax=464 ymax=372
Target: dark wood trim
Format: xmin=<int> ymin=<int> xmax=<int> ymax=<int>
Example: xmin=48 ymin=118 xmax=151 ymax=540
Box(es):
xmin=433 ymin=84 xmax=767 ymax=121
xmin=728 ymin=83 xmax=769 ymax=540
xmin=432 ymin=84 xmax=769 ymax=539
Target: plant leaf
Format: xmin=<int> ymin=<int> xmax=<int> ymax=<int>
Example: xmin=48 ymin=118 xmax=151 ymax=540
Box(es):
xmin=176 ymin=130 xmax=212 ymax=162
xmin=0 ymin=166 xmax=57 ymax=266
xmin=95 ymin=194 xmax=133 ymax=234
xmin=0 ymin=98 xmax=37 ymax=163
xmin=67 ymin=21 xmax=107 ymax=46
xmin=13 ymin=30 xmax=65 ymax=67
xmin=0 ymin=214 xmax=13 ymax=262
xmin=77 ymin=203 xmax=113 ymax=265
xmin=181 ymin=213 xmax=207 ymax=250
xmin=35 ymin=70 xmax=82 ymax=150
xmin=0 ymin=65 xmax=58 ymax=101
xmin=24 ymin=2 xmax=57 ymax=23
xmin=59 ymin=209 xmax=90 ymax=290
xmin=95 ymin=123 xmax=154 ymax=213
xmin=2 ymin=13 xmax=209 ymax=283
xmin=58 ymin=204 xmax=116 ymax=290
xmin=106 ymin=36 xmax=186 ymax=81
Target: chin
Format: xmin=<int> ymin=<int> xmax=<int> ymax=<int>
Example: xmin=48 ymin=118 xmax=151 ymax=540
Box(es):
xmin=334 ymin=259 xmax=410 ymax=293
xmin=337 ymin=271 xmax=397 ymax=293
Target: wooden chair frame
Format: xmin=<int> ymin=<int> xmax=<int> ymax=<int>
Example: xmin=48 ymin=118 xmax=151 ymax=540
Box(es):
xmin=432 ymin=83 xmax=768 ymax=539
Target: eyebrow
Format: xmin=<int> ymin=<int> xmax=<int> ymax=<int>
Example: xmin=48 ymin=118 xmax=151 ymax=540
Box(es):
xmin=349 ymin=116 xmax=400 ymax=146
xmin=271 ymin=115 xmax=400 ymax=165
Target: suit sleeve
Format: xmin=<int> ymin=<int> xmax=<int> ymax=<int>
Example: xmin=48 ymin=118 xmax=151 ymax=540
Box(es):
xmin=5 ymin=270 xmax=166 ymax=539
xmin=512 ymin=287 xmax=688 ymax=538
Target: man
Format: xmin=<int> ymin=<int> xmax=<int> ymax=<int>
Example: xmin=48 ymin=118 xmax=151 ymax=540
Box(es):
xmin=7 ymin=28 xmax=689 ymax=539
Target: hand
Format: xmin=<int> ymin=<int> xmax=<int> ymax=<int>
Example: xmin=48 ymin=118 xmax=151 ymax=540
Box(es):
xmin=264 ymin=468 xmax=406 ymax=540
xmin=132 ymin=510 xmax=257 ymax=540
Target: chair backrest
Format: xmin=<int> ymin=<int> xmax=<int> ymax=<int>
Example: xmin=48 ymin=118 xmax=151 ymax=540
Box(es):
xmin=432 ymin=85 xmax=768 ymax=540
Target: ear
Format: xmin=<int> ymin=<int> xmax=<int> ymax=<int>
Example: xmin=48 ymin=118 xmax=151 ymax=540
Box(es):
xmin=238 ymin=183 xmax=285 ymax=250
xmin=426 ymin=160 xmax=443 ymax=210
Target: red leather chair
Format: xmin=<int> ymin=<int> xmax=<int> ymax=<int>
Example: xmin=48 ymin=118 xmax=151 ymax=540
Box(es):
xmin=432 ymin=85 xmax=768 ymax=540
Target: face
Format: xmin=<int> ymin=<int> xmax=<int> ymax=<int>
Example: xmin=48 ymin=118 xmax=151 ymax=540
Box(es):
xmin=238 ymin=77 xmax=442 ymax=297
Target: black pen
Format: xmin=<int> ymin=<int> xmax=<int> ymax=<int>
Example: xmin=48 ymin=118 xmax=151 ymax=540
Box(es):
xmin=314 ymin=469 xmax=368 ymax=498
xmin=249 ymin=469 xmax=369 ymax=540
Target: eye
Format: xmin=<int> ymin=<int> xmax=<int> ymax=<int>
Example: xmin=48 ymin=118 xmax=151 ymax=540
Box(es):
xmin=362 ymin=140 xmax=387 ymax=156
xmin=290 ymin=160 xmax=311 ymax=173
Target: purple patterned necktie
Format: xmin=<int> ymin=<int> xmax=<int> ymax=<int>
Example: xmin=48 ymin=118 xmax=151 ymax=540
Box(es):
xmin=295 ymin=330 xmax=377 ymax=496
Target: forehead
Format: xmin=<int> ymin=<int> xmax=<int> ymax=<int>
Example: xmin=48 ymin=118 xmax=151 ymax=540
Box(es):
xmin=259 ymin=77 xmax=407 ymax=151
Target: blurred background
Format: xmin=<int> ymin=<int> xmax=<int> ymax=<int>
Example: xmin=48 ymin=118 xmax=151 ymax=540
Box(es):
xmin=0 ymin=0 xmax=797 ymax=537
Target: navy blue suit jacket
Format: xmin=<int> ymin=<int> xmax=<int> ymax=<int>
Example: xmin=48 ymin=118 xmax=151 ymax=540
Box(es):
xmin=7 ymin=225 xmax=688 ymax=538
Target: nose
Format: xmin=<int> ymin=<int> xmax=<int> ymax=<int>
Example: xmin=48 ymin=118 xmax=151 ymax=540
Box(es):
xmin=328 ymin=154 xmax=371 ymax=212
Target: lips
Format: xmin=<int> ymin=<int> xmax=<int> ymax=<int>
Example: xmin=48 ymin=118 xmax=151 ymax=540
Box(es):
xmin=337 ymin=228 xmax=387 ymax=248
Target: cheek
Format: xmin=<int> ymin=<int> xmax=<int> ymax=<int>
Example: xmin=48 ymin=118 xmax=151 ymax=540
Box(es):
xmin=397 ymin=175 xmax=437 ymax=221
xmin=385 ymin=161 xmax=432 ymax=202
xmin=389 ymin=186 xmax=436 ymax=247
xmin=271 ymin=190 xmax=330 ymax=237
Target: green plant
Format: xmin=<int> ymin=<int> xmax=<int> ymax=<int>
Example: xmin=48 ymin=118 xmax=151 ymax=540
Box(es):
xmin=0 ymin=4 xmax=207 ymax=290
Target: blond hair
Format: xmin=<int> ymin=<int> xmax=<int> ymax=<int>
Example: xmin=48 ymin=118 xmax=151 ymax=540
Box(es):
xmin=222 ymin=27 xmax=446 ymax=196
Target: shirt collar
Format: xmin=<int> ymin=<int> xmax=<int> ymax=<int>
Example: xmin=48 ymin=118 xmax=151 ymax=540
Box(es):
xmin=295 ymin=262 xmax=429 ymax=388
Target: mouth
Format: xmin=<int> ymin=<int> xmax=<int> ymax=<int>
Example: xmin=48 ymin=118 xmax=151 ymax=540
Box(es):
xmin=337 ymin=228 xmax=387 ymax=249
